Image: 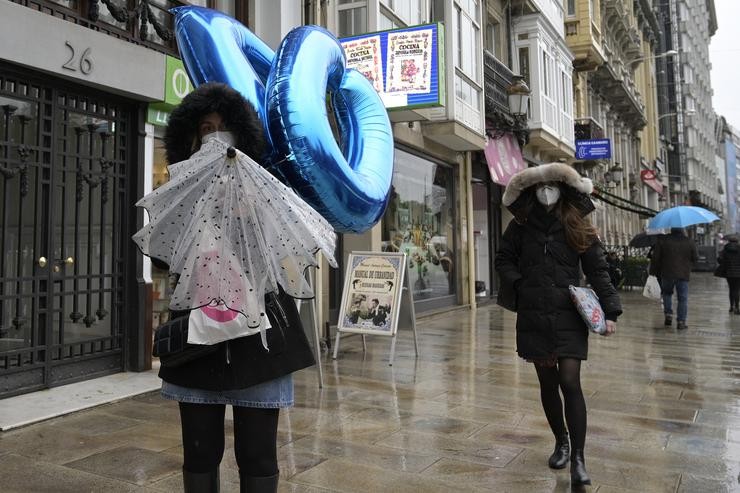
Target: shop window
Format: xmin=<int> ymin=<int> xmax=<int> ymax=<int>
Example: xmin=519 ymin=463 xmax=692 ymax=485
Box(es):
xmin=381 ymin=148 xmax=456 ymax=301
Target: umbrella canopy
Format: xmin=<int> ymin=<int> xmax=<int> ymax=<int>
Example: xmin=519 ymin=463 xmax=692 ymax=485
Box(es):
xmin=133 ymin=134 xmax=338 ymax=338
xmin=629 ymin=232 xmax=662 ymax=248
xmin=647 ymin=206 xmax=719 ymax=230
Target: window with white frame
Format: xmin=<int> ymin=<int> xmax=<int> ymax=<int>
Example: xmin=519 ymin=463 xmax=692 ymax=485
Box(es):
xmin=455 ymin=1 xmax=480 ymax=80
xmin=684 ymin=95 xmax=695 ymax=113
xmin=337 ymin=0 xmax=368 ymax=37
xmin=683 ymin=65 xmax=694 ymax=84
xmin=378 ymin=12 xmax=401 ymax=30
xmin=453 ymin=0 xmax=482 ymax=122
xmin=381 ymin=0 xmax=426 ymax=26
xmin=542 ymin=51 xmax=551 ymax=97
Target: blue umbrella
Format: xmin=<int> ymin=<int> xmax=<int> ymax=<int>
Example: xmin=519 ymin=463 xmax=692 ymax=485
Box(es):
xmin=648 ymin=206 xmax=719 ymax=229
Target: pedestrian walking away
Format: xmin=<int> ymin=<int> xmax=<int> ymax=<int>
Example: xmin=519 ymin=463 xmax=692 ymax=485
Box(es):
xmin=133 ymin=83 xmax=330 ymax=493
xmin=649 ymin=228 xmax=698 ymax=330
xmin=716 ymin=235 xmax=740 ymax=314
xmin=495 ymin=163 xmax=622 ymax=487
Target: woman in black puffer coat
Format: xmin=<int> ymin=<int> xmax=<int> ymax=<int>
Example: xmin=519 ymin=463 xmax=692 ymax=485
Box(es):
xmin=495 ymin=163 xmax=621 ymax=486
xmin=717 ymin=236 xmax=740 ymax=314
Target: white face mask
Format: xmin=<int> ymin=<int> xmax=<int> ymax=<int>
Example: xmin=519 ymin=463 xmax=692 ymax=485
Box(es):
xmin=536 ymin=184 xmax=561 ymax=207
xmin=202 ymin=131 xmax=237 ymax=147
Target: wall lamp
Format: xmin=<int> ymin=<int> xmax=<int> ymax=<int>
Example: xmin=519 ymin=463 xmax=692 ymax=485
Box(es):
xmin=603 ymin=164 xmax=624 ymax=188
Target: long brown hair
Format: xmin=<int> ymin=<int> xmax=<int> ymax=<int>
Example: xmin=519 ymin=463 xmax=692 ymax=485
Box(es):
xmin=557 ymin=200 xmax=599 ymax=253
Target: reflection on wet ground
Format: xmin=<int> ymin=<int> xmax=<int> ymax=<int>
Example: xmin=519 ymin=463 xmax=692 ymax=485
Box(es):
xmin=0 ymin=273 xmax=738 ymax=492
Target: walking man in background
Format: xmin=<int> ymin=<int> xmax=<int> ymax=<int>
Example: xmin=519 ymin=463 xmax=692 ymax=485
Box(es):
xmin=650 ymin=228 xmax=698 ymax=330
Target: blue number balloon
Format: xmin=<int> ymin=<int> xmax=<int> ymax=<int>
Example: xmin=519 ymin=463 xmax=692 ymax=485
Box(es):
xmin=170 ymin=6 xmax=394 ymax=234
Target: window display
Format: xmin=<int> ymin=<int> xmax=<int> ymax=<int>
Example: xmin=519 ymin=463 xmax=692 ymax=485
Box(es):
xmin=382 ymin=148 xmax=456 ymax=301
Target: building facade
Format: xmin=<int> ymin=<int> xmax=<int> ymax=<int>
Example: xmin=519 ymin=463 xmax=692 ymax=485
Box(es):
xmin=0 ymin=0 xmax=192 ymax=397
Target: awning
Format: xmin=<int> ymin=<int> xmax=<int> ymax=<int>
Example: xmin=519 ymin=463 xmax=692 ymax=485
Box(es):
xmin=640 ymin=169 xmax=664 ymax=194
xmin=484 ymin=133 xmax=526 ymax=186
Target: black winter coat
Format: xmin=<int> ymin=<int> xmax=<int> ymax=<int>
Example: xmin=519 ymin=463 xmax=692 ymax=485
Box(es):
xmin=495 ymin=206 xmax=622 ymax=361
xmin=718 ymin=243 xmax=740 ymax=279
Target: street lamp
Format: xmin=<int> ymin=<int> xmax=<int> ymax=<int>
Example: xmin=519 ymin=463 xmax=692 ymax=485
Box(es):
xmin=507 ymin=75 xmax=530 ymax=117
xmin=658 ymin=109 xmax=695 ymax=122
xmin=627 ymin=49 xmax=679 ymax=65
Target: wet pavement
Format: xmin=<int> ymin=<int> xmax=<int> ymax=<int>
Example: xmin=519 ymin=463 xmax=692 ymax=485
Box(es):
xmin=1 ymin=272 xmax=739 ymax=492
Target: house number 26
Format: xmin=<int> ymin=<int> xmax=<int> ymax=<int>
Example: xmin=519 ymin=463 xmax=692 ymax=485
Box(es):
xmin=62 ymin=41 xmax=93 ymax=75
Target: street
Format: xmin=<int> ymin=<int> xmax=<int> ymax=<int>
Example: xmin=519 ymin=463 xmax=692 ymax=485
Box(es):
xmin=0 ymin=272 xmax=738 ymax=492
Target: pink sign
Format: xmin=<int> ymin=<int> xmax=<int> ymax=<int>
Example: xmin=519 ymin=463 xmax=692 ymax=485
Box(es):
xmin=484 ymin=133 xmax=526 ymax=186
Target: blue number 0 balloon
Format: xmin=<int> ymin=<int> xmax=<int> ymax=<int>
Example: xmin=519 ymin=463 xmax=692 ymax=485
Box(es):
xmin=171 ymin=6 xmax=394 ymax=234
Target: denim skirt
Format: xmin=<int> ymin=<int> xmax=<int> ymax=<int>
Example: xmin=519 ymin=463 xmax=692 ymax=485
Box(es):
xmin=161 ymin=373 xmax=294 ymax=408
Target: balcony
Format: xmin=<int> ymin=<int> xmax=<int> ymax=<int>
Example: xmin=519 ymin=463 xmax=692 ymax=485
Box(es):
xmin=483 ymin=50 xmax=514 ymax=117
xmin=591 ymin=61 xmax=646 ymax=131
xmin=11 ymin=0 xmax=184 ymax=56
xmin=574 ymin=117 xmax=605 ymax=141
xmin=564 ymin=12 xmax=605 ymax=71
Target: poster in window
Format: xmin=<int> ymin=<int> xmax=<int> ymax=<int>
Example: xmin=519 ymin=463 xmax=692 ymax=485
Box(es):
xmin=342 ymin=35 xmax=384 ymax=93
xmin=386 ymin=28 xmax=433 ymax=95
xmin=337 ymin=252 xmax=406 ymax=336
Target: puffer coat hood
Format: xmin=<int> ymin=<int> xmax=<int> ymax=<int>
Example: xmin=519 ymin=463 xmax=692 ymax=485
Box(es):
xmin=164 ymin=82 xmax=266 ymax=165
xmin=503 ymin=163 xmax=595 ymax=223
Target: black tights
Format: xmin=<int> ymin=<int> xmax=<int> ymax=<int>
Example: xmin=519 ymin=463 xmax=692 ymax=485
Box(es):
xmin=178 ymin=402 xmax=279 ymax=476
xmin=727 ymin=278 xmax=740 ymax=308
xmin=534 ymin=358 xmax=587 ymax=451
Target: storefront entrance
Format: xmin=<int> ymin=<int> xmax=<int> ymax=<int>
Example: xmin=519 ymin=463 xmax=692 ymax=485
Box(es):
xmin=0 ymin=64 xmax=135 ymax=397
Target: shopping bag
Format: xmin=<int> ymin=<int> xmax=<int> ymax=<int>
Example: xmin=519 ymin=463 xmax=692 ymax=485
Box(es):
xmin=642 ymin=275 xmax=661 ymax=300
xmin=568 ymin=285 xmax=607 ymax=334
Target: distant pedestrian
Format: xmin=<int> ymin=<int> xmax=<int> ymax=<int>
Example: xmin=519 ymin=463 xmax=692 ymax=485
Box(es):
xmin=716 ymin=236 xmax=740 ymax=314
xmin=495 ymin=163 xmax=621 ymax=487
xmin=649 ymin=228 xmax=698 ymax=330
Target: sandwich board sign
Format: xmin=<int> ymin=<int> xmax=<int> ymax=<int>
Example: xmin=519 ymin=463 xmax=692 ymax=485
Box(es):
xmin=332 ymin=251 xmax=418 ymax=365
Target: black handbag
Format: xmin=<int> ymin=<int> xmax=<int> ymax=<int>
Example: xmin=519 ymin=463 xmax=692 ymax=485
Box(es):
xmin=153 ymin=315 xmax=219 ymax=368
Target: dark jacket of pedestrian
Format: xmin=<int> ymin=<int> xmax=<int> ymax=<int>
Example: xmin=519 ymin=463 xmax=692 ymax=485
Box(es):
xmin=495 ymin=164 xmax=622 ymax=362
xmin=718 ymin=240 xmax=740 ymax=279
xmin=649 ymin=229 xmax=698 ymax=280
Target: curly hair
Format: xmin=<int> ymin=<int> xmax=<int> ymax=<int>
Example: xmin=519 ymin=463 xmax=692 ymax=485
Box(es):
xmin=164 ymin=82 xmax=266 ymax=164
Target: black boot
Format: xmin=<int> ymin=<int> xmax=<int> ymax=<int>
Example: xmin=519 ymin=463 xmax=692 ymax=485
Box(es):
xmin=183 ymin=467 xmax=220 ymax=493
xmin=240 ymin=471 xmax=279 ymax=493
xmin=570 ymin=449 xmax=591 ymax=485
xmin=547 ymin=433 xmax=570 ymax=469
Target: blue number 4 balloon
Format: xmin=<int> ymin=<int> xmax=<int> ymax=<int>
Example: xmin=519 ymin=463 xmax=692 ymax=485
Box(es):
xmin=171 ymin=6 xmax=394 ymax=234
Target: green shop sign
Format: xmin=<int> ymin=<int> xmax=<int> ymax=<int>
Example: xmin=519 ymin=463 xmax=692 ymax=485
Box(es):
xmin=147 ymin=56 xmax=194 ymax=126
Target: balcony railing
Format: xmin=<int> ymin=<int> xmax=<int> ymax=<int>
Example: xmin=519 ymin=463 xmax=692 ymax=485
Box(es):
xmin=483 ymin=49 xmax=514 ymax=116
xmin=12 ymin=0 xmax=185 ymax=56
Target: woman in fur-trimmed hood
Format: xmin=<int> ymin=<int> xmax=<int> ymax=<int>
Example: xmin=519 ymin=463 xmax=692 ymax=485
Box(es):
xmin=495 ymin=163 xmax=622 ymax=486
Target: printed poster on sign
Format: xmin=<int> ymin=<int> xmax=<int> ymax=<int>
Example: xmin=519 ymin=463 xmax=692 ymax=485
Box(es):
xmin=342 ymin=35 xmax=384 ymax=93
xmin=337 ymin=253 xmax=405 ymax=336
xmin=386 ymin=29 xmax=433 ymax=95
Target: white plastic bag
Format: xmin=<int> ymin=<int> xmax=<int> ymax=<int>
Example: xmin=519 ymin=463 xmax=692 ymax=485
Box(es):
xmin=642 ymin=275 xmax=662 ymax=300
xmin=187 ymin=303 xmax=270 ymax=346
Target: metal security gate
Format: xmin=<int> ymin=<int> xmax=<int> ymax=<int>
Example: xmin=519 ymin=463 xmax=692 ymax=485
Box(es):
xmin=0 ymin=65 xmax=134 ymax=397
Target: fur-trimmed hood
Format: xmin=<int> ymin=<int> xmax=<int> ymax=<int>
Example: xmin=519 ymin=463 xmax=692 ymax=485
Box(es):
xmin=503 ymin=163 xmax=595 ymax=222
xmin=164 ymin=82 xmax=265 ymax=165
xmin=503 ymin=163 xmax=593 ymax=206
